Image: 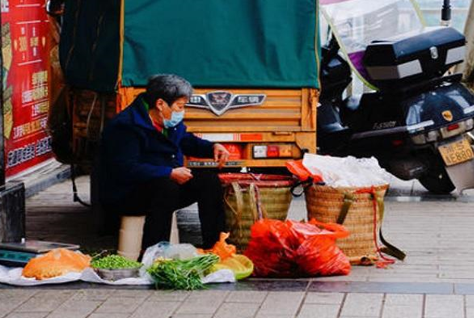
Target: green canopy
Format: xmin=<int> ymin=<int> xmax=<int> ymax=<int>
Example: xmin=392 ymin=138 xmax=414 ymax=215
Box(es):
xmin=60 ymin=0 xmax=320 ymax=92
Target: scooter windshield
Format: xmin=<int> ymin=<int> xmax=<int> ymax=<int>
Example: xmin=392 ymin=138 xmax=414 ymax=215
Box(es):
xmin=321 ymin=0 xmax=425 ymax=89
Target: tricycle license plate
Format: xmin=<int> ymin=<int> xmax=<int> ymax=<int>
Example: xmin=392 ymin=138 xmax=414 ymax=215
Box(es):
xmin=438 ymin=138 xmax=474 ymax=166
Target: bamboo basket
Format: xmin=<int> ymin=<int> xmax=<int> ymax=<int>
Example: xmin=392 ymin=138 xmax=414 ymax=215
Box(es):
xmin=305 ymin=184 xmax=389 ymax=264
xmin=220 ymin=174 xmax=295 ymax=252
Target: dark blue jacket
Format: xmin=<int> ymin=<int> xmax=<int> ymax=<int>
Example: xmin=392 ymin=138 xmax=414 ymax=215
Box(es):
xmin=99 ymin=94 xmax=214 ymax=205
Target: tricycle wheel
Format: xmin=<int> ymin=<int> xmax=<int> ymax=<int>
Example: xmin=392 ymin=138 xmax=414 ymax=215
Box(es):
xmin=419 ymin=167 xmax=455 ymax=194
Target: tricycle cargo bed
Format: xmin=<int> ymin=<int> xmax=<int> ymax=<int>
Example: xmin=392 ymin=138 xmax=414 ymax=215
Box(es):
xmin=70 ymin=88 xmax=318 ymax=168
xmin=186 ymin=89 xmax=317 ymax=132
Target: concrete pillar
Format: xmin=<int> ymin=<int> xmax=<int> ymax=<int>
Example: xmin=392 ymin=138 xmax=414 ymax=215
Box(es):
xmin=461 ymin=1 xmax=474 ymax=89
xmin=0 ymin=182 xmax=25 ymax=243
xmin=1 ymin=14 xmax=26 ymax=243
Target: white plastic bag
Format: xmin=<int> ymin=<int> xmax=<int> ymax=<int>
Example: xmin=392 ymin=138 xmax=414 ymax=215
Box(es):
xmin=80 ymin=268 xmax=152 ymax=285
xmin=201 ymin=269 xmax=235 ymax=284
xmin=302 ymin=154 xmax=390 ymax=187
xmin=0 ymin=265 xmax=81 ymax=287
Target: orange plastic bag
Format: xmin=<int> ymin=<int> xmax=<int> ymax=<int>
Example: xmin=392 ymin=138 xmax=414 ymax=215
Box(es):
xmin=244 ymin=219 xmax=351 ymax=277
xmin=286 ymin=160 xmax=324 ymax=183
xmin=198 ymin=232 xmax=254 ymax=280
xmin=197 ymin=232 xmax=237 ymax=261
xmin=22 ymin=248 xmax=91 ymax=280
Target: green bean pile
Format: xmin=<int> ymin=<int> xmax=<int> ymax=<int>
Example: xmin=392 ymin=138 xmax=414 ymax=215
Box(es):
xmin=147 ymin=254 xmax=219 ymax=290
xmin=91 ymin=255 xmax=142 ymax=270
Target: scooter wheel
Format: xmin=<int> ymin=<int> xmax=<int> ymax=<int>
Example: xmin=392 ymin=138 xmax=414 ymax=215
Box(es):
xmin=418 ymin=168 xmax=455 ymax=194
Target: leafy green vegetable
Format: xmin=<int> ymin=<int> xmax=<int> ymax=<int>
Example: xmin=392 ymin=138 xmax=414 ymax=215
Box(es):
xmin=91 ymin=255 xmax=142 ymax=270
xmin=147 ymin=254 xmax=219 ymax=290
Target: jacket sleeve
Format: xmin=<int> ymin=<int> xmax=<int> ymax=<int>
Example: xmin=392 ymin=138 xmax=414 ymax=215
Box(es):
xmin=180 ymin=131 xmax=215 ymax=158
xmin=102 ymin=124 xmax=172 ymax=182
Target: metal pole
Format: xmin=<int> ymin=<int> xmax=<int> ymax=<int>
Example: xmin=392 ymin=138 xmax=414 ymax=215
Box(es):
xmin=441 ymin=0 xmax=452 ymax=26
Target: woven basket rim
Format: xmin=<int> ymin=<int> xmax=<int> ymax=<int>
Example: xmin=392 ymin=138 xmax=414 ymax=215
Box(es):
xmin=219 ymin=173 xmax=295 ymax=187
xmin=308 ymin=184 xmax=389 ymax=192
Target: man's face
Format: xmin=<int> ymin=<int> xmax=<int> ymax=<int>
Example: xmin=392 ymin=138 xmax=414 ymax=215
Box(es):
xmin=157 ymin=96 xmax=188 ymax=120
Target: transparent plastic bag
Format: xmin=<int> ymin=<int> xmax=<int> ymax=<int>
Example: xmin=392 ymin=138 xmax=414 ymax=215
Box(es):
xmin=140 ymin=242 xmax=235 ymax=286
xmin=321 ymin=0 xmax=423 ymax=87
xmin=140 ymin=242 xmax=199 ymax=277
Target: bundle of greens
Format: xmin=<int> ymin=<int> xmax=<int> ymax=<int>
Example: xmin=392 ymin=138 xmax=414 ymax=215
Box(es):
xmin=147 ymin=254 xmax=219 ymax=290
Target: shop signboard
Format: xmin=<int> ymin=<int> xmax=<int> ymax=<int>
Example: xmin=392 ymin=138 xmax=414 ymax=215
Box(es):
xmin=1 ymin=0 xmax=51 ymax=178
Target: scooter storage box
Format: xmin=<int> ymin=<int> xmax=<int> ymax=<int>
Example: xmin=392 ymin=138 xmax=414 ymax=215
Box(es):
xmin=363 ymin=27 xmax=465 ymax=89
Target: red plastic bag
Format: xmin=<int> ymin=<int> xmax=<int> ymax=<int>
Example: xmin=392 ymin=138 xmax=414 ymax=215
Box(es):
xmin=244 ymin=219 xmax=351 ymax=277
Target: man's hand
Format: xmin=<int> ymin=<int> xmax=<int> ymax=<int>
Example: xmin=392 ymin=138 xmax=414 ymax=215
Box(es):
xmin=213 ymin=143 xmax=230 ymax=169
xmin=170 ymin=167 xmax=193 ymax=184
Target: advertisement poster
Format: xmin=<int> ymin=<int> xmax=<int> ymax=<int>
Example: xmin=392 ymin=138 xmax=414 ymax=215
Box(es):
xmin=1 ymin=0 xmax=52 ymax=178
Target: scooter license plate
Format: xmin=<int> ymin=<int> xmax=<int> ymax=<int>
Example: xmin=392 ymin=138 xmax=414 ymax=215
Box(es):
xmin=438 ymin=138 xmax=474 ymax=166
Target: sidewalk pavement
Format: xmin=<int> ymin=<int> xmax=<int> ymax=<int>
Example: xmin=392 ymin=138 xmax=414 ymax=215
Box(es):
xmin=0 ymin=289 xmax=473 ymax=318
xmin=1 ymin=175 xmax=474 ymax=317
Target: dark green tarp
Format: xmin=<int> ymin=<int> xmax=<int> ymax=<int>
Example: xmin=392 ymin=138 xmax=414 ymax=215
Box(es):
xmin=60 ymin=0 xmax=320 ymax=92
xmin=123 ymin=0 xmax=320 ymax=88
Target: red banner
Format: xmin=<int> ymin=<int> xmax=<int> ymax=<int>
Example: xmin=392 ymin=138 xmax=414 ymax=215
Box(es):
xmin=2 ymin=0 xmax=52 ymax=178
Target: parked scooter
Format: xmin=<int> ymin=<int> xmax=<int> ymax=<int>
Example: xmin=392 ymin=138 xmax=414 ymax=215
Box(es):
xmin=318 ymin=0 xmax=474 ymax=194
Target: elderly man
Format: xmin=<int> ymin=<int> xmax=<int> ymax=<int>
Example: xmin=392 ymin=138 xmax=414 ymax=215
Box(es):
xmin=99 ymin=74 xmax=229 ymax=249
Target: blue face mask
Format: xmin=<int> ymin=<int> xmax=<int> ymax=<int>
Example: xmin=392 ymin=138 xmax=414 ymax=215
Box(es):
xmin=163 ymin=110 xmax=185 ymax=128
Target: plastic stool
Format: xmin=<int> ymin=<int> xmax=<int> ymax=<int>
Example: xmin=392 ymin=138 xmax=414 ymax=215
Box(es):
xmin=117 ymin=213 xmax=180 ymax=261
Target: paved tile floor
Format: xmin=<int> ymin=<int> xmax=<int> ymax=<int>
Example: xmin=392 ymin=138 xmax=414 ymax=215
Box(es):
xmin=1 ymin=289 xmax=474 ymax=318
xmin=1 ymin=175 xmax=474 ymax=317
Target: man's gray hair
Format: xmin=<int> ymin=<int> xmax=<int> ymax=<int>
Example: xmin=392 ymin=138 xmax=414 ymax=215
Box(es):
xmin=145 ymin=74 xmax=193 ymax=106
